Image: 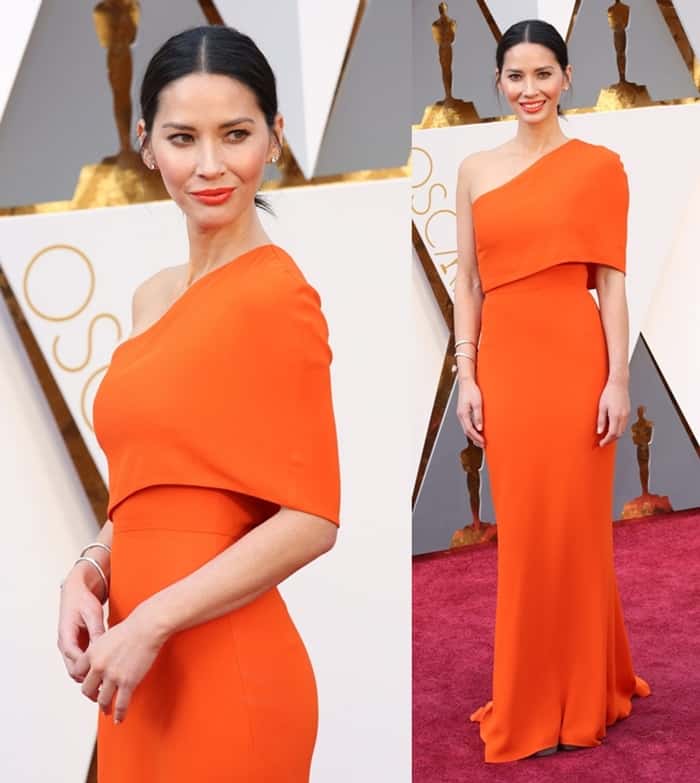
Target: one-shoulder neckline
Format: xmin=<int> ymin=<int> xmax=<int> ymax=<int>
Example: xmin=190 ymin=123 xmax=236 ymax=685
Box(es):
xmin=111 ymin=242 xmax=278 ymax=356
xmin=471 ymin=138 xmax=579 ymax=210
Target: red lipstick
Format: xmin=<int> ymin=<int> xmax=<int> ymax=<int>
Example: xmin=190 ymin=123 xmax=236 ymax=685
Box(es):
xmin=190 ymin=187 xmax=235 ymax=205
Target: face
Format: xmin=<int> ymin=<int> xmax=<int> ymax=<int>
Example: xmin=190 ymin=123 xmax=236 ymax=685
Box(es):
xmin=137 ymin=72 xmax=283 ymax=229
xmin=497 ymin=42 xmax=571 ymax=125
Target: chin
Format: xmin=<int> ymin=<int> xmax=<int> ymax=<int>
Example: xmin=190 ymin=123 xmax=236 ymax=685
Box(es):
xmin=515 ymin=107 xmax=554 ymax=124
xmin=193 ymin=213 xmax=239 ymax=231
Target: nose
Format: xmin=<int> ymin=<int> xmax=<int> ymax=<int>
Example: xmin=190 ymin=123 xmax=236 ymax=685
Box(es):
xmin=196 ymin=140 xmax=226 ymax=178
xmin=521 ymin=76 xmax=539 ymax=97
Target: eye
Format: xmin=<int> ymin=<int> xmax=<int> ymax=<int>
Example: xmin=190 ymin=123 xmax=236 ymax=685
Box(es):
xmin=508 ymin=73 xmax=522 ymax=81
xmin=168 ymin=133 xmax=193 ymax=144
xmin=227 ymin=129 xmax=251 ymax=141
xmin=538 ymin=71 xmax=553 ymax=79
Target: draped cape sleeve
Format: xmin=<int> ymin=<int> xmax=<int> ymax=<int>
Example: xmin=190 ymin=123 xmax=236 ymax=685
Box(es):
xmin=472 ymin=140 xmax=629 ymax=293
xmin=92 ymin=245 xmax=341 ymax=526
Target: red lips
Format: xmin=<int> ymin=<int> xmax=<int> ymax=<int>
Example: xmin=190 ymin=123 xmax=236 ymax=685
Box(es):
xmin=190 ymin=188 xmax=234 ymax=195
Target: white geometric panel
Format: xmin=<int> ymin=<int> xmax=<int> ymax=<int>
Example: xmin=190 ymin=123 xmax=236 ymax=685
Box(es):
xmin=0 ymin=296 xmax=97 ymax=783
xmin=0 ymin=0 xmax=41 ymax=123
xmin=297 ymin=0 xmax=360 ymax=175
xmin=538 ymin=0 xmax=578 ymax=39
xmin=643 ymin=177 xmax=700 ymax=442
xmin=674 ymin=0 xmax=700 ymax=59
xmin=0 ymin=178 xmax=411 ymax=783
xmin=215 ymin=0 xmax=359 ymax=178
xmin=1 ymin=206 xmax=192 ymax=482
xmin=485 ymin=0 xmax=537 ymax=35
xmin=412 ymin=247 xmax=449 ymax=479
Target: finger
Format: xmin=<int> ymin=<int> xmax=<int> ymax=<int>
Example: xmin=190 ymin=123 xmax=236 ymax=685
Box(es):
xmin=61 ymin=652 xmax=87 ymax=683
xmin=72 ymin=651 xmax=92 ymax=681
xmin=599 ymin=430 xmax=616 ymax=447
xmin=97 ymin=678 xmax=117 ymax=716
xmin=113 ymin=684 xmax=133 ymax=725
xmin=81 ymin=666 xmax=103 ymax=702
xmin=464 ymin=422 xmax=485 ymax=447
xmin=58 ymin=620 xmax=85 ymax=662
xmin=82 ymin=608 xmax=106 ymax=643
xmin=609 ymin=415 xmax=621 ymax=438
xmin=471 ymin=404 xmax=483 ymax=431
xmin=596 ymin=406 xmax=607 ymax=435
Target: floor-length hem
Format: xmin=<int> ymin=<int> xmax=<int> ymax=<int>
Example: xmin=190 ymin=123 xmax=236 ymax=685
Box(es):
xmin=469 ymin=675 xmax=651 ymax=763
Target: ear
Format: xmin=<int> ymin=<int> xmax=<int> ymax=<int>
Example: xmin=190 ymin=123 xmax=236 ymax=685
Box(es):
xmin=270 ymin=113 xmax=285 ymax=161
xmin=136 ymin=118 xmax=157 ymax=170
xmin=564 ymin=64 xmax=573 ymax=90
xmin=135 ymin=118 xmax=146 ymax=150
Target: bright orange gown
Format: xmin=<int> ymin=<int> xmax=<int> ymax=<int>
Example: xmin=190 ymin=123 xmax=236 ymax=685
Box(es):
xmin=92 ymin=243 xmax=340 ymax=781
xmin=468 ymin=139 xmax=650 ymax=762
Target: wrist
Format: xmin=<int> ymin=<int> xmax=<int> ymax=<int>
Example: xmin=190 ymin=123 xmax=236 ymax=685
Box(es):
xmin=607 ymin=370 xmax=629 ymax=385
xmin=64 ymin=560 xmax=108 ymax=600
xmin=133 ymin=594 xmax=173 ymax=647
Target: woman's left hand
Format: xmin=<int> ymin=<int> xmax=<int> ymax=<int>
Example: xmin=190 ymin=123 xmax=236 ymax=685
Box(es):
xmin=78 ymin=605 xmax=167 ymax=724
xmin=597 ymin=378 xmax=631 ymax=447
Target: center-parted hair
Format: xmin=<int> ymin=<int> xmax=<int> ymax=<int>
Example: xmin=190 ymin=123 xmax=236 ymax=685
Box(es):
xmin=139 ymin=25 xmax=279 ymax=211
xmin=496 ymin=19 xmax=570 ymax=116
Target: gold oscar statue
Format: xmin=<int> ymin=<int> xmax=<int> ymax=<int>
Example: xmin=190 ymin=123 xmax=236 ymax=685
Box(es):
xmin=621 ymin=405 xmax=673 ymax=519
xmin=450 ymin=440 xmax=496 ymax=548
xmin=418 ymin=2 xmax=479 ymax=129
xmin=73 ymin=1 xmax=167 ymax=208
xmin=434 ymin=1 xmax=456 ymax=102
xmin=597 ymin=1 xmax=652 ymax=110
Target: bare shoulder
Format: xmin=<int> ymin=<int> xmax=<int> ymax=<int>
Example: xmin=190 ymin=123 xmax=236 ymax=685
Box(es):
xmin=457 ymin=145 xmax=510 ymax=207
xmin=458 ymin=142 xmax=511 ymax=182
xmin=131 ymin=264 xmax=185 ymax=317
xmin=458 ymin=149 xmax=488 ymax=180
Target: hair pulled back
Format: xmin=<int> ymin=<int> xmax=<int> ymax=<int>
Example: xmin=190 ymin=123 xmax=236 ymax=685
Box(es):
xmin=496 ymin=19 xmax=570 ymax=116
xmin=139 ymin=25 xmax=279 ymax=212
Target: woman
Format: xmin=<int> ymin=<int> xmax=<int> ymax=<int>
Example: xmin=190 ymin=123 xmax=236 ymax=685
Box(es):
xmin=454 ymin=20 xmax=650 ymax=762
xmin=56 ymin=26 xmax=340 ymax=781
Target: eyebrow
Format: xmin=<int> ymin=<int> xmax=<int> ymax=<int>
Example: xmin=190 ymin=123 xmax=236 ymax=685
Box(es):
xmin=161 ymin=118 xmax=256 ymax=130
xmin=504 ymin=67 xmax=553 ymax=73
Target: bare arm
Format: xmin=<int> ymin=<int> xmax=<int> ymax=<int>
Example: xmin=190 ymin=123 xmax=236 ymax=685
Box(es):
xmin=454 ymin=156 xmax=486 ymax=445
xmin=595 ymin=265 xmax=631 ymax=445
xmin=596 ymin=266 xmax=629 ymax=383
xmin=135 ymin=508 xmax=337 ymax=643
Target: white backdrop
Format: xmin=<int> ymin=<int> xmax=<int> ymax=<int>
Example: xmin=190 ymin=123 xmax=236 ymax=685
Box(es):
xmin=0 ymin=178 xmax=411 ymax=782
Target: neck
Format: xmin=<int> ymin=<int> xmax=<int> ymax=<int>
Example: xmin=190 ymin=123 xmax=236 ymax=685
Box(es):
xmin=184 ymin=203 xmax=270 ymax=285
xmin=513 ymin=117 xmax=568 ymax=154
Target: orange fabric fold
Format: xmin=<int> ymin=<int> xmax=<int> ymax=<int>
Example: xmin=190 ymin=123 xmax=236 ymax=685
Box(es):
xmin=473 ymin=138 xmax=629 ymax=293
xmin=93 ymin=244 xmax=341 ymax=526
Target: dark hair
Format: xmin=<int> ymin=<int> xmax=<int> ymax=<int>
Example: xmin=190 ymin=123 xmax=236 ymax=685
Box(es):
xmin=496 ymin=19 xmax=570 ymax=116
xmin=139 ymin=25 xmax=279 ymax=213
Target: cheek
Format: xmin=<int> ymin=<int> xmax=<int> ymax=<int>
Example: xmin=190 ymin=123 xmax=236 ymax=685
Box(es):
xmin=502 ymin=81 xmax=521 ymax=102
xmin=227 ymin=143 xmax=268 ymax=184
xmin=539 ymin=76 xmax=564 ymax=99
xmin=156 ymin=149 xmax=195 ymax=192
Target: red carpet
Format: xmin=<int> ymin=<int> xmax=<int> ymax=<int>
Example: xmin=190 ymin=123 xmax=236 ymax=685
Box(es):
xmin=413 ymin=510 xmax=700 ymax=782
